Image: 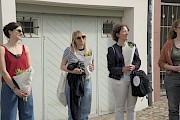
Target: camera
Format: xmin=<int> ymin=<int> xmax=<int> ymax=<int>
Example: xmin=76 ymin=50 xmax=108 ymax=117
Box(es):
xmin=77 ymin=62 xmax=85 ymax=74
xmin=67 ymin=62 xmax=85 ymax=75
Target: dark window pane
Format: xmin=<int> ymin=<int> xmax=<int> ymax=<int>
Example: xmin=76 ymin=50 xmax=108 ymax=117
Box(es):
xmin=162 ymin=0 xmax=180 ymax=3
xmin=177 ymin=6 xmax=180 ymax=19
xmin=161 ymin=6 xmax=165 ymax=26
xmin=160 ymin=26 xmax=170 ymax=50
xmin=163 ymin=5 xmax=168 ymax=26
xmin=18 ymin=21 xmax=34 ymax=34
xmin=103 ymin=23 xmax=113 ymax=34
xmin=168 ymin=6 xmax=173 ymax=26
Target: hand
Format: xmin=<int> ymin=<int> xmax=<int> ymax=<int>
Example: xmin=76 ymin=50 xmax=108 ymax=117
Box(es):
xmin=13 ymin=88 xmax=26 ymax=98
xmin=89 ymin=64 xmax=94 ymax=72
xmin=172 ymin=65 xmax=180 ymax=72
xmin=23 ymin=86 xmax=32 ymax=97
xmin=123 ymin=65 xmax=135 ymax=73
xmin=123 ymin=66 xmax=130 ymax=73
xmin=72 ymin=68 xmax=82 ymax=74
xmin=128 ymin=65 xmax=135 ymax=72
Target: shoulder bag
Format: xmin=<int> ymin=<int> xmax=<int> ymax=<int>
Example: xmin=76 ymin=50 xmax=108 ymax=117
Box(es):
xmin=57 ymin=71 xmax=67 ymax=106
xmin=130 ymin=70 xmax=153 ymax=97
xmin=57 ymin=47 xmax=71 ymax=106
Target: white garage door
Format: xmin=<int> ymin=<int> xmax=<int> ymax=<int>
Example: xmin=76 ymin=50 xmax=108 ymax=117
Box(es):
xmin=43 ymin=14 xmax=98 ymax=120
xmin=18 ymin=12 xmax=121 ymax=120
xmin=43 ymin=14 xmax=71 ymax=120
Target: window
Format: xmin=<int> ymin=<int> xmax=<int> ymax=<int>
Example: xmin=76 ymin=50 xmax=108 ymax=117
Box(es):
xmin=160 ymin=3 xmax=180 ymax=95
xmin=103 ymin=22 xmax=113 ymax=34
xmin=17 ymin=17 xmax=39 ymax=38
xmin=102 ymin=20 xmax=117 ymax=38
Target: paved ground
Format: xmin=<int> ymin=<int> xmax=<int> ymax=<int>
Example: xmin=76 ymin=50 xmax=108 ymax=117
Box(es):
xmin=90 ymin=96 xmax=170 ymax=120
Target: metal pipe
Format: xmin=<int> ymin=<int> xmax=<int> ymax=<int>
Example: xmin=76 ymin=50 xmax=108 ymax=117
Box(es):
xmin=147 ymin=0 xmax=153 ymax=106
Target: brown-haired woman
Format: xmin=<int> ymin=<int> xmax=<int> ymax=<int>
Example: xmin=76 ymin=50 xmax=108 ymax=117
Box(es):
xmin=107 ymin=23 xmax=141 ymax=120
xmin=158 ymin=19 xmax=180 ymax=120
xmin=0 ymin=22 xmax=34 ymax=120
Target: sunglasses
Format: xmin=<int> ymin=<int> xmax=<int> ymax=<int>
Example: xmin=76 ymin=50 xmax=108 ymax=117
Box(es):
xmin=16 ymin=29 xmax=22 ymax=33
xmin=76 ymin=35 xmax=86 ymax=40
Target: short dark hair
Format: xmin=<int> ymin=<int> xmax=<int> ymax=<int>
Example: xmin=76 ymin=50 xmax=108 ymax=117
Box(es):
xmin=3 ymin=22 xmax=23 ymax=38
xmin=112 ymin=23 xmax=129 ymax=42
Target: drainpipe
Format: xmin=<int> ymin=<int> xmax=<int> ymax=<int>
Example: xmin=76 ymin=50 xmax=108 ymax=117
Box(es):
xmin=147 ymin=0 xmax=153 ymax=106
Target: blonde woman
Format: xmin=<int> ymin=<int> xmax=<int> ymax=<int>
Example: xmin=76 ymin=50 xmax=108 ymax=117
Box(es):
xmin=60 ymin=30 xmax=94 ymax=120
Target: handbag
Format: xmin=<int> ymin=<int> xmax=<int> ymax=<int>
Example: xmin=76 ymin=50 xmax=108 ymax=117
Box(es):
xmin=130 ymin=70 xmax=153 ymax=97
xmin=57 ymin=71 xmax=67 ymax=106
xmin=57 ymin=47 xmax=71 ymax=106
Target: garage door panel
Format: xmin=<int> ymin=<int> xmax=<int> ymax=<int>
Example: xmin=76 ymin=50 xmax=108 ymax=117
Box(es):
xmin=44 ymin=14 xmax=98 ymax=119
xmin=72 ymin=15 xmax=97 ymax=115
xmin=43 ymin=14 xmax=120 ymax=119
xmin=43 ymin=14 xmax=71 ymax=120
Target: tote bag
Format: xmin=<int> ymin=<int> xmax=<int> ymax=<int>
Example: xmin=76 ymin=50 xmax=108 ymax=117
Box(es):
xmin=57 ymin=71 xmax=67 ymax=106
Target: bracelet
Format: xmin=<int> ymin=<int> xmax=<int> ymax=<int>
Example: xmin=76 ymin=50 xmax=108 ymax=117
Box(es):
xmin=11 ymin=86 xmax=17 ymax=91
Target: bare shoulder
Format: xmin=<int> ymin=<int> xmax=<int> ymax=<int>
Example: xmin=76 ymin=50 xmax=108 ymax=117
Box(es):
xmin=23 ymin=45 xmax=31 ymax=55
xmin=0 ymin=46 xmax=5 ymax=59
xmin=0 ymin=45 xmax=5 ymax=53
xmin=23 ymin=44 xmax=30 ymax=52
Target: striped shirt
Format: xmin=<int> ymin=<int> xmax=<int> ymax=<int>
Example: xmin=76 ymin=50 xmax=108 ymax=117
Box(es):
xmin=62 ymin=46 xmax=93 ymax=64
xmin=62 ymin=46 xmax=93 ymax=79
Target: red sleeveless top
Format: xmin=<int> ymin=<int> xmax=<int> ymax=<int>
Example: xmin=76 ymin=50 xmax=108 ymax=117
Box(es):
xmin=2 ymin=45 xmax=29 ymax=82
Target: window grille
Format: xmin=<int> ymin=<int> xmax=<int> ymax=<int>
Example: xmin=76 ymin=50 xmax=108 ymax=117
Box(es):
xmin=102 ymin=20 xmax=114 ymax=37
xmin=103 ymin=21 xmax=113 ymax=34
xmin=17 ymin=17 xmax=39 ymax=38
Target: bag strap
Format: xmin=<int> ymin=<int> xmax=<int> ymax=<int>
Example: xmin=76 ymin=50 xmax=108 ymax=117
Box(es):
xmin=111 ymin=46 xmax=115 ymax=54
xmin=111 ymin=45 xmax=119 ymax=67
xmin=111 ymin=45 xmax=121 ymax=58
xmin=68 ymin=47 xmax=71 ymax=62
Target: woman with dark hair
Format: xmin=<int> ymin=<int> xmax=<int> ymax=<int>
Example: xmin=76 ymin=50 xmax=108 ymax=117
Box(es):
xmin=0 ymin=22 xmax=34 ymax=120
xmin=107 ymin=23 xmax=141 ymax=120
xmin=158 ymin=19 xmax=180 ymax=120
xmin=60 ymin=30 xmax=94 ymax=120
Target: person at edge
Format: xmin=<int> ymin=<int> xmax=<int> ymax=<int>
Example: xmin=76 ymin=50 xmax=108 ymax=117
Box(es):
xmin=107 ymin=23 xmax=141 ymax=120
xmin=60 ymin=30 xmax=94 ymax=120
xmin=158 ymin=19 xmax=180 ymax=120
xmin=0 ymin=22 xmax=34 ymax=120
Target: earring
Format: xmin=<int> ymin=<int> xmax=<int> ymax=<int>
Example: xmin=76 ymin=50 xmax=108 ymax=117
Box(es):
xmin=116 ymin=33 xmax=119 ymax=37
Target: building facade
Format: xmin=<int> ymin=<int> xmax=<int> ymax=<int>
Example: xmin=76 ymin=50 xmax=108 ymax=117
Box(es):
xmin=0 ymin=0 xmax=149 ymax=119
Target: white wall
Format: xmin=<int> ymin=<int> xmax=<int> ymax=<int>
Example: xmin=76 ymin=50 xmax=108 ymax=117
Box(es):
xmin=16 ymin=3 xmax=124 ymax=17
xmin=15 ymin=0 xmax=148 ymax=67
xmin=0 ymin=0 xmax=16 ymax=44
xmin=122 ymin=1 xmax=149 ymax=110
xmin=0 ymin=0 xmax=16 ymax=119
xmin=16 ymin=0 xmax=148 ymax=70
xmin=136 ymin=1 xmax=148 ymax=110
xmin=16 ymin=0 xmax=138 ymax=8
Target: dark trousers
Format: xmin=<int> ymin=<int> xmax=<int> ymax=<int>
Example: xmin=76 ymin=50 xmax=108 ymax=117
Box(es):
xmin=165 ymin=72 xmax=180 ymax=120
